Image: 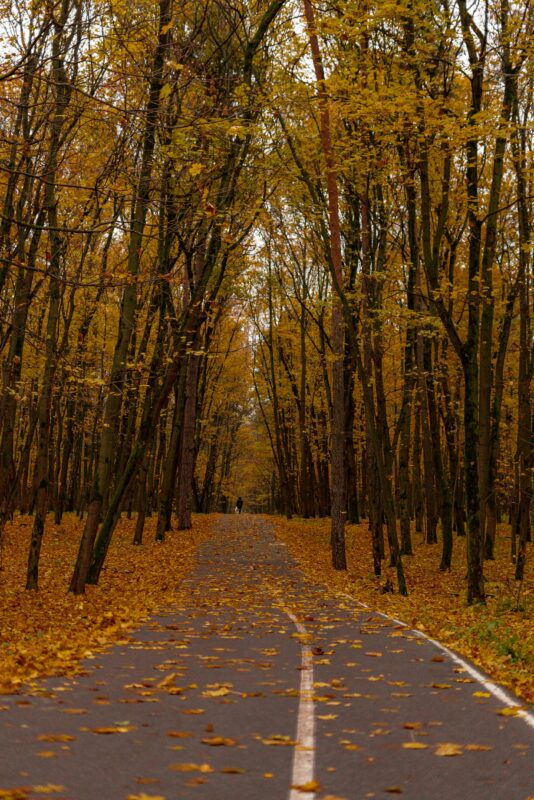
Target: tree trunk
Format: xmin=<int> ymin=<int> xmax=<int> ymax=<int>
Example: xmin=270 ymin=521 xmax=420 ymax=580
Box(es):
xmin=26 ymin=2 xmax=72 ymax=589
xmin=176 ymin=352 xmax=201 ymax=530
xmin=69 ymin=0 xmax=172 ymax=593
xmin=303 ymin=0 xmax=346 ymax=570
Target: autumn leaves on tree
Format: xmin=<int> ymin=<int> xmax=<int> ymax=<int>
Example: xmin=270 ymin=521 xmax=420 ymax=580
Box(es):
xmin=0 ymin=0 xmax=532 ymax=605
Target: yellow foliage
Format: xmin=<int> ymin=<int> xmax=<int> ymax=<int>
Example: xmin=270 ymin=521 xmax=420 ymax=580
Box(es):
xmin=273 ymin=517 xmax=534 ymax=703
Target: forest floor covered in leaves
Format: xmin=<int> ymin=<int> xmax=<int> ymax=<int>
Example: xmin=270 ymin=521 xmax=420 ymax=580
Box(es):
xmin=1 ymin=515 xmax=532 ymax=800
xmin=1 ymin=513 xmax=532 ymax=709
xmin=0 ymin=513 xmax=212 ymax=695
xmin=273 ymin=517 xmax=534 ymax=705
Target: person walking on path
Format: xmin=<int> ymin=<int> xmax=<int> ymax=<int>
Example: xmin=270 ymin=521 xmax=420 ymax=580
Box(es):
xmin=235 ymin=496 xmax=244 ymax=513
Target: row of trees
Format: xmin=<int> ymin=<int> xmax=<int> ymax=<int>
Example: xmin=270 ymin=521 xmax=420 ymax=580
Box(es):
xmin=0 ymin=0 xmax=532 ymax=604
xmin=0 ymin=0 xmax=287 ymax=592
xmin=247 ymin=0 xmax=532 ymax=602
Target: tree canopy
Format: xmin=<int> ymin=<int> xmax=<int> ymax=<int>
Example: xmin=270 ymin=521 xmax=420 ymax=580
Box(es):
xmin=0 ymin=0 xmax=532 ymax=607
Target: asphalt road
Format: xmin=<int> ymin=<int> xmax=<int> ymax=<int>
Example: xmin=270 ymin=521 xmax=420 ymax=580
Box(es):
xmin=0 ymin=515 xmax=532 ymax=800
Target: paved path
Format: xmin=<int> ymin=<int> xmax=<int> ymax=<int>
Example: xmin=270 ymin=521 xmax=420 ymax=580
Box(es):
xmin=0 ymin=516 xmax=533 ymax=799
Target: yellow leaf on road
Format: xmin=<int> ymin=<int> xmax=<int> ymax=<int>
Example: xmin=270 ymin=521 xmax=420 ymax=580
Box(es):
xmin=262 ymin=734 xmax=297 ymax=746
xmin=90 ymin=726 xmax=135 ymax=734
xmin=37 ymin=734 xmax=75 ymax=742
xmin=435 ymin=743 xmax=463 ymax=757
xmin=402 ymin=742 xmax=428 ymax=749
xmin=127 ymin=795 xmax=166 ymax=800
xmin=202 ymin=688 xmax=230 ymax=697
xmin=497 ymin=707 xmax=521 ymax=717
xmin=201 ymin=736 xmax=237 ymax=746
xmin=292 ymin=781 xmax=320 ymax=792
xmin=170 ymin=763 xmax=213 ymax=773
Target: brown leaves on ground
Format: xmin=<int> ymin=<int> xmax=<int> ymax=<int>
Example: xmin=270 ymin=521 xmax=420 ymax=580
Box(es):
xmin=0 ymin=513 xmax=212 ymax=694
xmin=272 ymin=517 xmax=534 ymax=703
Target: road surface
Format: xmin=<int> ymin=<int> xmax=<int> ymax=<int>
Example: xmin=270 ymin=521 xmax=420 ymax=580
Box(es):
xmin=0 ymin=516 xmax=532 ymax=799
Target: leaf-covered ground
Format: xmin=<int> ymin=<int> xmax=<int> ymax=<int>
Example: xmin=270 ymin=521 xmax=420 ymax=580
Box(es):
xmin=2 ymin=516 xmax=532 ymax=800
xmin=2 ymin=513 xmax=532 ymax=709
xmin=272 ymin=517 xmax=534 ymax=704
xmin=0 ymin=513 xmax=212 ymax=695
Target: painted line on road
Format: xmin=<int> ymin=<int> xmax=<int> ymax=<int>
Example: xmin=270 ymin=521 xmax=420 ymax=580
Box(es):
xmin=283 ymin=606 xmax=316 ymax=800
xmin=340 ymin=592 xmax=534 ymax=732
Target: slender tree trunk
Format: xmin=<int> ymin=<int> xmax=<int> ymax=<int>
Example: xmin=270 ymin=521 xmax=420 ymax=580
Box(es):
xmin=303 ymin=0 xmax=346 ymax=569
xmin=69 ymin=0 xmax=172 ymax=593
xmin=26 ymin=2 xmax=72 ymax=589
xmin=176 ymin=352 xmax=201 ymax=530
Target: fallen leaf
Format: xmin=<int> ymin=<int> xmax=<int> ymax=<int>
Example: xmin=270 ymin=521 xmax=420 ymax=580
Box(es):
xmin=37 ymin=734 xmax=75 ymax=742
xmin=262 ymin=734 xmax=297 ymax=746
xmin=201 ymin=736 xmax=237 ymax=746
xmin=157 ymin=673 xmax=181 ymax=688
xmin=465 ymin=744 xmax=493 ymax=751
xmin=497 ymin=707 xmax=521 ymax=717
xmin=402 ymin=742 xmax=428 ymax=750
xmin=127 ymin=795 xmax=166 ymax=800
xmin=435 ymin=743 xmax=463 ymax=757
xmin=170 ymin=763 xmax=213 ymax=773
xmin=292 ymin=780 xmax=320 ymax=792
xmin=90 ymin=726 xmax=135 ymax=734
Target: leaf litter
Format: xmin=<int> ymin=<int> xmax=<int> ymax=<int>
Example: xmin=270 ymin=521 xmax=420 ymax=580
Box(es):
xmin=273 ymin=517 xmax=534 ymax=702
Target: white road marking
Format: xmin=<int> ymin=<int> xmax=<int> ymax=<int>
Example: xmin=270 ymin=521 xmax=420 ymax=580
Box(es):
xmin=340 ymin=592 xmax=534 ymax=731
xmin=284 ymin=607 xmax=316 ymax=800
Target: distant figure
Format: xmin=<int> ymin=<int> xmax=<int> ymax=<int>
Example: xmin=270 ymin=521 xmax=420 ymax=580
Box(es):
xmin=235 ymin=496 xmax=244 ymax=514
